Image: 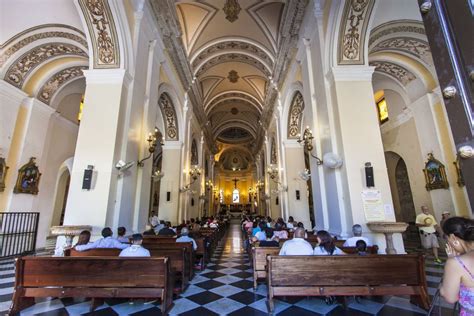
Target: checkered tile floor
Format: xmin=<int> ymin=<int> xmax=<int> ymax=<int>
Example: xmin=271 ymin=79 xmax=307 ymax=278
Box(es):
xmin=0 ymin=223 xmax=458 ymax=315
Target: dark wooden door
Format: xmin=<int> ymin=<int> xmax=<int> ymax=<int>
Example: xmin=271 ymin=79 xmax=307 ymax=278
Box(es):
xmin=418 ymin=0 xmax=474 ymax=209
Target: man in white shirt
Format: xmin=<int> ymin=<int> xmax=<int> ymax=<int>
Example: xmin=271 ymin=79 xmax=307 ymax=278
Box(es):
xmin=279 ymin=228 xmax=313 ymax=256
xmin=120 ymin=234 xmax=150 ymax=257
xmin=176 ymin=227 xmax=197 ymax=250
xmin=343 ymin=224 xmax=371 ymax=247
xmin=75 ymin=227 xmax=128 ymax=251
xmin=416 ymin=205 xmax=442 ymax=264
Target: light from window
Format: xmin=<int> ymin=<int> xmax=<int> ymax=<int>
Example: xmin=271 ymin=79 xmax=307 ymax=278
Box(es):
xmin=78 ymin=95 xmax=84 ymax=123
xmin=376 ymin=98 xmax=389 ymax=124
xmin=232 ymin=189 xmax=239 ymax=204
xmin=219 ymin=189 xmax=223 ymax=204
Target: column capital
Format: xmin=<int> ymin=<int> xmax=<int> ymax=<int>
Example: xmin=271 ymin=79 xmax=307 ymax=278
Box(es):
xmin=330 ymin=66 xmax=375 ymax=82
xmin=163 ymin=140 xmax=183 ymax=150
xmin=83 ymin=69 xmax=133 ymax=85
xmin=0 ymin=80 xmax=28 ymax=104
xmin=29 ymin=97 xmax=56 ymax=116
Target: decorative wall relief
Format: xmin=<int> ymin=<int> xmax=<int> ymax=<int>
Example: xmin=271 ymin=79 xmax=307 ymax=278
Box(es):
xmin=0 ymin=157 xmax=9 ymax=192
xmin=338 ymin=0 xmax=375 ymax=65
xmin=14 ymin=157 xmax=42 ymax=195
xmin=371 ymin=37 xmax=433 ymax=66
xmin=423 ymin=153 xmax=449 ymax=191
xmin=191 ymin=139 xmax=199 ymax=165
xmin=227 ymin=70 xmax=239 ymax=83
xmin=37 ymin=66 xmax=87 ymax=105
xmin=158 ymin=93 xmax=179 ymax=141
xmin=287 ymin=91 xmax=304 ymax=139
xmin=78 ymin=0 xmax=120 ymax=68
xmin=223 ymin=0 xmax=241 ymax=23
xmin=270 ymin=137 xmax=277 ymax=164
xmin=4 ymin=43 xmax=87 ymax=88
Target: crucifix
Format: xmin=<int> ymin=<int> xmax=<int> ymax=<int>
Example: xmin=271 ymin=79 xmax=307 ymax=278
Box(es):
xmin=232 ymin=177 xmax=239 ymax=189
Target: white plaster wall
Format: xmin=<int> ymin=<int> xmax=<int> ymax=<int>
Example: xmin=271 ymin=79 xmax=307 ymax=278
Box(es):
xmin=371 ymin=0 xmax=422 ymax=29
xmin=0 ymin=0 xmax=84 ymax=43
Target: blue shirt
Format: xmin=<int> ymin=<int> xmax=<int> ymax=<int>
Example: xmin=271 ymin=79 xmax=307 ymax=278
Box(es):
xmin=75 ymin=236 xmax=128 ymax=251
xmin=176 ymin=235 xmax=197 ymax=250
xmin=119 ymin=245 xmax=150 ymax=257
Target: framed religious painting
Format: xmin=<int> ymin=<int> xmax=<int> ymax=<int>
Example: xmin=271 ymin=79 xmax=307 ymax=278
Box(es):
xmin=14 ymin=157 xmax=42 ymax=195
xmin=453 ymin=156 xmax=465 ymax=187
xmin=0 ymin=157 xmax=8 ymax=192
xmin=423 ymin=153 xmax=449 ymax=191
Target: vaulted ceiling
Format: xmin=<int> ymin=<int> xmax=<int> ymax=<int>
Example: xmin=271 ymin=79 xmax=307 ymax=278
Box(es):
xmin=152 ymin=0 xmax=307 ymax=161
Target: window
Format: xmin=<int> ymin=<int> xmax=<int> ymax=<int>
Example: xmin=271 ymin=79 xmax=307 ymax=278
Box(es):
xmin=78 ymin=95 xmax=84 ymax=123
xmin=232 ymin=189 xmax=239 ymax=204
xmin=376 ymin=98 xmax=389 ymax=124
xmin=219 ymin=189 xmax=223 ymax=204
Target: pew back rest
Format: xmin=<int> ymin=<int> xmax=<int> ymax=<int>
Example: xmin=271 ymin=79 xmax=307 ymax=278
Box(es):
xmin=67 ymin=248 xmax=121 ymax=257
xmin=340 ymin=246 xmax=378 ymax=254
xmin=268 ymin=254 xmax=425 ymax=287
xmin=17 ymin=257 xmax=169 ymax=288
xmin=252 ymin=247 xmax=280 ymax=271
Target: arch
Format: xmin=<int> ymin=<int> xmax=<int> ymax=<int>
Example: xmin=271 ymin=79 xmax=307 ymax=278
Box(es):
xmin=157 ymin=83 xmax=184 ymax=142
xmin=158 ymin=92 xmax=179 ymax=141
xmin=50 ymin=157 xmax=74 ymax=227
xmin=205 ymin=90 xmax=263 ymax=113
xmin=287 ymin=90 xmax=305 ymax=139
xmin=36 ymin=65 xmax=87 ymax=105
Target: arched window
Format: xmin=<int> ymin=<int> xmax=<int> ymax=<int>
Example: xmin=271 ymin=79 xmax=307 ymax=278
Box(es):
xmin=232 ymin=189 xmax=240 ymax=204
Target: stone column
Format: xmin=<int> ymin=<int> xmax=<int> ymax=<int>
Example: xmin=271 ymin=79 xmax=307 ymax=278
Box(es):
xmin=330 ymin=66 xmax=403 ymax=253
xmin=63 ymin=69 xmax=130 ymax=232
xmin=158 ymin=141 xmax=183 ymax=224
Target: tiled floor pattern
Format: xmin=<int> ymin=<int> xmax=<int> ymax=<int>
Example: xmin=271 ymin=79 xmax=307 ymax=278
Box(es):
xmin=0 ymin=224 xmax=457 ymax=315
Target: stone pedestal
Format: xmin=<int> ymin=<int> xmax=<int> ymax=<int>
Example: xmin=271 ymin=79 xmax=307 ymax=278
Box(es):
xmin=367 ymin=222 xmax=408 ymax=254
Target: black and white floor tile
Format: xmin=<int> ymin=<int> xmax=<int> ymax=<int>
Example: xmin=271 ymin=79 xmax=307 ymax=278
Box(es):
xmin=0 ymin=224 xmax=457 ymax=315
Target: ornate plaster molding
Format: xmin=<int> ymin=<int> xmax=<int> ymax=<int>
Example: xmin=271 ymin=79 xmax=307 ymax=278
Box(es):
xmin=206 ymin=92 xmax=262 ymax=113
xmin=4 ymin=43 xmax=88 ymax=88
xmin=371 ymin=37 xmax=433 ymax=66
xmin=195 ymin=53 xmax=271 ymax=77
xmin=370 ymin=61 xmax=416 ymax=86
xmin=0 ymin=29 xmax=87 ymax=67
xmin=227 ymin=70 xmax=239 ymax=83
xmin=270 ymin=136 xmax=277 ymax=164
xmin=191 ymin=40 xmax=274 ymax=70
xmin=223 ymin=0 xmax=241 ymax=23
xmin=287 ymin=91 xmax=304 ymax=139
xmin=191 ymin=139 xmax=199 ymax=165
xmin=78 ymin=0 xmax=120 ymax=68
xmin=337 ymin=0 xmax=375 ymax=65
xmin=159 ymin=92 xmax=179 ymax=141
xmin=37 ymin=66 xmax=87 ymax=105
xmin=369 ymin=20 xmax=425 ymax=47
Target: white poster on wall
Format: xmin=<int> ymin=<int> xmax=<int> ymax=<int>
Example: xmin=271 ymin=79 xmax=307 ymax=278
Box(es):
xmin=361 ymin=189 xmax=385 ymax=221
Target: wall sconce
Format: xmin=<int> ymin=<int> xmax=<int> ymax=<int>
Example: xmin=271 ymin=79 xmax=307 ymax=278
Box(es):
xmin=298 ymin=168 xmax=311 ymax=181
xmin=256 ymin=179 xmax=265 ymax=190
xmin=297 ymin=127 xmax=343 ymax=169
xmin=205 ymin=179 xmax=213 ymax=191
xmin=138 ymin=127 xmax=163 ymax=167
xmin=180 ymin=165 xmax=201 ymax=192
xmin=267 ymin=165 xmax=287 ymax=192
xmin=152 ymin=170 xmax=164 ymax=182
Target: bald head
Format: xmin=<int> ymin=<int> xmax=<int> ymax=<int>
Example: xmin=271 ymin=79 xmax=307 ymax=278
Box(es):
xmin=421 ymin=206 xmax=429 ymax=214
xmin=294 ymin=227 xmax=306 ymax=238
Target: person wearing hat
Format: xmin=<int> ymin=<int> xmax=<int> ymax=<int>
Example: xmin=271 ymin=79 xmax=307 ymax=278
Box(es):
xmin=416 ymin=206 xmax=442 ymax=264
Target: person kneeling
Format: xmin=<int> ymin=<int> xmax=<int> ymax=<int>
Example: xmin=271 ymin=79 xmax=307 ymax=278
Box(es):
xmin=119 ymin=234 xmax=150 ymax=257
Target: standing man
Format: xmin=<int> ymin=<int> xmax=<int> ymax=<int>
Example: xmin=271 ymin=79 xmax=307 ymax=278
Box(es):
xmin=416 ymin=205 xmax=442 ymax=264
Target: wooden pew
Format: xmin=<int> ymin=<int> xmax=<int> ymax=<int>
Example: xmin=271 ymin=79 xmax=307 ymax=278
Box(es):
xmin=66 ymin=247 xmax=190 ymax=292
xmin=251 ymin=246 xmax=280 ymax=289
xmin=9 ymin=257 xmax=174 ymax=315
xmin=142 ymin=240 xmax=195 ymax=279
xmin=340 ymin=245 xmax=378 ymax=254
xmin=266 ymin=254 xmax=430 ymax=312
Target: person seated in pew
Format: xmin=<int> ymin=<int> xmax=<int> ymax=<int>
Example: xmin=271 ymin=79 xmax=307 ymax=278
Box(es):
xmin=279 ymin=228 xmax=313 ymax=255
xmin=286 ymin=216 xmax=296 ymax=229
xmin=272 ymin=223 xmax=288 ymax=239
xmin=314 ymin=230 xmax=345 ymax=255
xmin=176 ymin=227 xmax=197 ymax=250
xmin=75 ymin=227 xmax=128 ymax=251
xmin=143 ymin=226 xmax=156 ymax=236
xmin=116 ymin=226 xmax=129 ymax=243
xmin=190 ymin=218 xmax=201 ymax=231
xmin=297 ymin=222 xmax=308 ymax=238
xmin=158 ymin=222 xmax=176 ymax=236
xmin=119 ymin=234 xmax=150 ymax=257
xmin=356 ymin=239 xmax=367 ymax=256
xmin=251 ymin=221 xmax=261 ymax=236
xmin=343 ymin=224 xmax=371 ymax=247
xmin=177 ymin=220 xmax=187 ymax=231
xmin=254 ymin=222 xmax=267 ymax=240
xmin=259 ymin=229 xmax=280 ymax=247
xmin=74 ymin=230 xmax=91 ymax=247
xmin=154 ymin=220 xmax=165 ymax=234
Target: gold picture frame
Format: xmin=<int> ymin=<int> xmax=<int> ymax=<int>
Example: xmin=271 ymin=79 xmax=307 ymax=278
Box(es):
xmin=453 ymin=156 xmax=465 ymax=187
xmin=14 ymin=157 xmax=41 ymax=195
xmin=423 ymin=153 xmax=449 ymax=191
xmin=0 ymin=157 xmax=9 ymax=192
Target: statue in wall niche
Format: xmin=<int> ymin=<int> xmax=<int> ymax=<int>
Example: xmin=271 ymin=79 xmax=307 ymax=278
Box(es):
xmin=423 ymin=153 xmax=449 ymax=191
xmin=14 ymin=157 xmax=41 ymax=195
